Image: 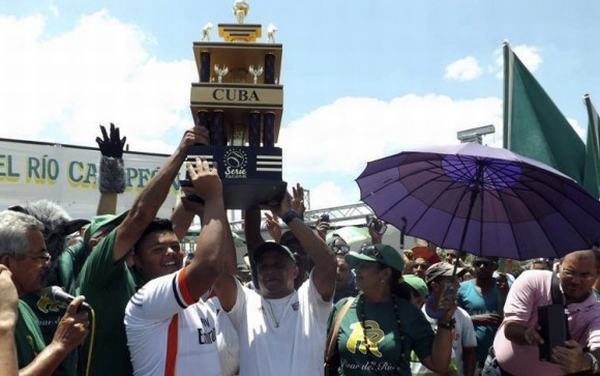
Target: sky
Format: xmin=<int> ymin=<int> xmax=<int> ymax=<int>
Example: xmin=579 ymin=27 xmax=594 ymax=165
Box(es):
xmin=1 ymin=0 xmax=599 ymax=210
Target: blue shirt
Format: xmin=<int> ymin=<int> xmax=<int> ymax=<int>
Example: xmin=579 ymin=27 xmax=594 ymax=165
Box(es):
xmin=457 ymin=279 xmax=504 ymax=366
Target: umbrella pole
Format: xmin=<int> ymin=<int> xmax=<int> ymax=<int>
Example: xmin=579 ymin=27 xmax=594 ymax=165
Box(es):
xmin=453 ymin=162 xmax=483 ymax=277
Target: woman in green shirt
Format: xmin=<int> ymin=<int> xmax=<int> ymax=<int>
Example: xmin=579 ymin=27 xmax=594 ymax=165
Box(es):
xmin=327 ymin=244 xmax=455 ymax=375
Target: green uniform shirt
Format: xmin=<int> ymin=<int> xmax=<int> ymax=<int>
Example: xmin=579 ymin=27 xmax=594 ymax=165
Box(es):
xmin=15 ymin=300 xmax=46 ymax=369
xmin=331 ymin=296 xmax=434 ymax=376
xmin=78 ymin=228 xmax=137 ymax=376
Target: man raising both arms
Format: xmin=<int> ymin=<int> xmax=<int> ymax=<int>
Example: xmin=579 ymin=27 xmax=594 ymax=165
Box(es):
xmin=215 ymin=190 xmax=337 ymax=376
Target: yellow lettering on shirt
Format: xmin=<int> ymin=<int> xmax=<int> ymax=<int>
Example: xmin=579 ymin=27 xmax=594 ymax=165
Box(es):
xmin=347 ymin=320 xmax=384 ymax=357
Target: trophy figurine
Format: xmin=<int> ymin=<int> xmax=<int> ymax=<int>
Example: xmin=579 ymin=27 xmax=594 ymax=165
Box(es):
xmin=233 ymin=0 xmax=249 ymax=24
xmin=214 ymin=64 xmax=229 ymax=83
xmin=267 ymin=24 xmax=278 ymax=43
xmin=202 ymin=22 xmax=213 ymax=41
xmin=248 ymin=65 xmax=263 ymax=84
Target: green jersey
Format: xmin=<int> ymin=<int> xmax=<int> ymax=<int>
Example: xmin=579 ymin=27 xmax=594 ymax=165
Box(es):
xmin=78 ymin=228 xmax=137 ymax=376
xmin=15 ymin=300 xmax=46 ymax=369
xmin=331 ymin=296 xmax=434 ymax=376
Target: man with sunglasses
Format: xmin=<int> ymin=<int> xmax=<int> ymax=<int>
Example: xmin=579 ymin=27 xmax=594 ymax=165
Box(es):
xmin=0 ymin=210 xmax=89 ymax=375
xmin=328 ymin=235 xmax=357 ymax=303
xmin=457 ymin=256 xmax=508 ymax=368
xmin=412 ymin=257 xmax=431 ymax=280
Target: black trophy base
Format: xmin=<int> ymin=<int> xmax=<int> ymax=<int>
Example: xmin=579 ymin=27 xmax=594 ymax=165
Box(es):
xmin=181 ymin=145 xmax=286 ymax=209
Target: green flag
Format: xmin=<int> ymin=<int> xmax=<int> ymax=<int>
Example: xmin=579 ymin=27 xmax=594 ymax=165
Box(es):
xmin=503 ymin=42 xmax=585 ymax=183
xmin=583 ymin=94 xmax=600 ymax=198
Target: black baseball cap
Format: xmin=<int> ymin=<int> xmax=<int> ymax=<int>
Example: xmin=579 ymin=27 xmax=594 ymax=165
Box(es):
xmin=252 ymin=241 xmax=296 ymax=263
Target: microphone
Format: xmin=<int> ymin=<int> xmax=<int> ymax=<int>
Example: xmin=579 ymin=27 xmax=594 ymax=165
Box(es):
xmin=41 ymin=286 xmax=92 ymax=313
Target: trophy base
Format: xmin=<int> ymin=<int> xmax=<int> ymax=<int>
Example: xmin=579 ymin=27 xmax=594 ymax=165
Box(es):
xmin=181 ymin=145 xmax=286 ymax=209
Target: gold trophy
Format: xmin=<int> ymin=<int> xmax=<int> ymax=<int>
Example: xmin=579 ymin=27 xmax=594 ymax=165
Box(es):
xmin=182 ymin=0 xmax=286 ymax=208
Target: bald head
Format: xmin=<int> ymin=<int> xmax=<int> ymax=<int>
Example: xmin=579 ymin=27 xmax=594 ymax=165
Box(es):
xmin=561 ymin=249 xmax=600 ymax=270
xmin=559 ymin=249 xmax=600 ymax=303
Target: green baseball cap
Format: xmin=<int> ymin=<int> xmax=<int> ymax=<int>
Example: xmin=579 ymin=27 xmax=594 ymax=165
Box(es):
xmin=82 ymin=211 xmax=128 ymax=246
xmin=345 ymin=243 xmax=404 ymax=272
xmin=402 ymin=274 xmax=429 ymax=297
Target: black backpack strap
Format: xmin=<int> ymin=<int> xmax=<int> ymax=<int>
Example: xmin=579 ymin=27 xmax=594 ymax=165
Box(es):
xmin=550 ymin=271 xmax=564 ymax=305
xmin=550 ymin=271 xmax=571 ymax=340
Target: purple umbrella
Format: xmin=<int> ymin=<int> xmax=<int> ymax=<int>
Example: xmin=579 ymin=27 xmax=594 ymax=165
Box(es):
xmin=356 ymin=143 xmax=600 ymax=260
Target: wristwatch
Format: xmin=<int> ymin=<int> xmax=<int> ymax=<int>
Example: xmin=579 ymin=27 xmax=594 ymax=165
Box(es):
xmin=281 ymin=210 xmax=300 ymax=225
xmin=586 ymin=352 xmax=600 ymax=373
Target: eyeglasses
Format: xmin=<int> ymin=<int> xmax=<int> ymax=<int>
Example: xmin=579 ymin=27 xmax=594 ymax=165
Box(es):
xmin=27 ymin=252 xmax=51 ymax=263
xmin=332 ymin=244 xmax=350 ymax=255
xmin=413 ymin=263 xmax=429 ymax=270
xmin=561 ymin=268 xmax=596 ymax=281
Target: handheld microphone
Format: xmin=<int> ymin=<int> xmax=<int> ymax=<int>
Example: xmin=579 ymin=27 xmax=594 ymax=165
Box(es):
xmin=41 ymin=286 xmax=92 ymax=313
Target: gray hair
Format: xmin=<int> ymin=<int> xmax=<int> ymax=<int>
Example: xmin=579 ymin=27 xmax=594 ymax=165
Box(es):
xmin=0 ymin=210 xmax=44 ymax=259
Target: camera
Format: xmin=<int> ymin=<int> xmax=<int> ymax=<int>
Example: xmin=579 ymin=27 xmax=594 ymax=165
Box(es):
xmin=319 ymin=213 xmax=330 ymax=223
xmin=366 ymin=214 xmax=387 ymax=235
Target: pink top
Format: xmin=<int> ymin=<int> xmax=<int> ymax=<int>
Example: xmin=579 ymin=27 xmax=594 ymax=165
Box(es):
xmin=494 ymin=270 xmax=600 ymax=375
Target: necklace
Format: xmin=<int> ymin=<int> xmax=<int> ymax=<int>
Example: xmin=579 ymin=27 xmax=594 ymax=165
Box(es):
xmin=264 ymin=293 xmax=295 ymax=328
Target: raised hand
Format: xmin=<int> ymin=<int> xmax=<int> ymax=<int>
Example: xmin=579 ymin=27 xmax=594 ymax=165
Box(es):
xmin=186 ymin=157 xmax=222 ymax=202
xmin=96 ymin=123 xmax=127 ymax=158
xmin=291 ymin=183 xmax=306 ymax=218
xmin=180 ymin=127 xmax=209 ymax=150
xmin=264 ymin=212 xmax=282 ymax=242
xmin=0 ymin=265 xmax=18 ymax=327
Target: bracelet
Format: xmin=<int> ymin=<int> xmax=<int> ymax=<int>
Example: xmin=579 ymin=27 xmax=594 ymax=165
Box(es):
xmin=438 ymin=318 xmax=456 ymax=330
xmin=585 ymin=352 xmax=599 ymax=373
xmin=281 ymin=210 xmax=300 ymax=225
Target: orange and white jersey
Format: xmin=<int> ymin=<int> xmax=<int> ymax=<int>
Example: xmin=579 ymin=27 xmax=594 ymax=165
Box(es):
xmin=124 ymin=270 xmax=221 ymax=376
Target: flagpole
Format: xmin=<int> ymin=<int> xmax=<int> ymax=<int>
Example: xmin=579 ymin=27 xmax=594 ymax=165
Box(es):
xmin=503 ymin=41 xmax=513 ymax=149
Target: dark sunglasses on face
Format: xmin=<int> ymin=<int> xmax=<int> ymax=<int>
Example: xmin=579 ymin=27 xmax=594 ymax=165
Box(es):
xmin=413 ymin=263 xmax=428 ymax=270
xmin=332 ymin=244 xmax=350 ymax=255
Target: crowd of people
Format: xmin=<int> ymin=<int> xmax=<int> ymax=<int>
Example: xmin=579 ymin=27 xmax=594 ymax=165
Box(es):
xmin=1 ymin=124 xmax=600 ymax=375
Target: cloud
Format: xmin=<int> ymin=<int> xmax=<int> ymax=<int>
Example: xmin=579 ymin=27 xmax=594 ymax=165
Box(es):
xmin=567 ymin=117 xmax=585 ymax=140
xmin=0 ymin=11 xmax=196 ymax=153
xmin=494 ymin=44 xmax=542 ymax=78
xmin=308 ymin=181 xmax=359 ymax=210
xmin=281 ymin=94 xmax=502 ymax=175
xmin=444 ymin=56 xmax=482 ymax=81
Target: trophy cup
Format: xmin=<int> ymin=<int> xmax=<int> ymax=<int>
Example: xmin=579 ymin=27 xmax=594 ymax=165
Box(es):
xmin=182 ymin=0 xmax=286 ymax=209
xmin=214 ymin=65 xmax=229 ymax=83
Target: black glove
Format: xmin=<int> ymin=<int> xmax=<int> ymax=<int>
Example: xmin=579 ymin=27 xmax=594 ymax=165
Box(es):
xmin=96 ymin=123 xmax=126 ymax=158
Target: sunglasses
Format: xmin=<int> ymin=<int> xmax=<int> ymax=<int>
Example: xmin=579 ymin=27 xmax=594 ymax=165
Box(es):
xmin=332 ymin=244 xmax=350 ymax=255
xmin=360 ymin=245 xmax=382 ymax=259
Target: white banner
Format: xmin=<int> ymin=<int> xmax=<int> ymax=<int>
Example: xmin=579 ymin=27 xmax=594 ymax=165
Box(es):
xmin=0 ymin=138 xmax=182 ymax=220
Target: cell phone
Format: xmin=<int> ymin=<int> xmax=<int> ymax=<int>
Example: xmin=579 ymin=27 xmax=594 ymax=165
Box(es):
xmin=366 ymin=215 xmax=387 ymax=235
xmin=319 ymin=214 xmax=330 ymax=223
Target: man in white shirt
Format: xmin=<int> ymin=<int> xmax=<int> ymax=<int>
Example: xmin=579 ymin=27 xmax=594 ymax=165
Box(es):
xmin=125 ymin=158 xmax=233 ymax=376
xmin=215 ymin=191 xmax=337 ymax=376
xmin=424 ymin=262 xmax=477 ymax=376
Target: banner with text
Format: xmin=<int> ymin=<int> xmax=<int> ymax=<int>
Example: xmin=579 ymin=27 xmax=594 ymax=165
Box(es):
xmin=0 ymin=138 xmax=182 ymax=220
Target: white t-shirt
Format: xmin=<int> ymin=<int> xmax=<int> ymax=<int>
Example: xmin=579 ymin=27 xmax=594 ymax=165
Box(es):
xmin=227 ymin=272 xmax=333 ymax=376
xmin=206 ymin=297 xmax=240 ymax=376
xmin=124 ymin=270 xmax=221 ymax=376
xmin=411 ymin=306 xmax=477 ymax=376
